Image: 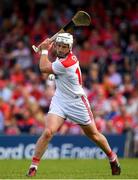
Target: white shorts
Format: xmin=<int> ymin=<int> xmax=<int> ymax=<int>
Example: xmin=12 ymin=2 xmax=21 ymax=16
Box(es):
xmin=48 ymin=95 xmax=94 ymax=125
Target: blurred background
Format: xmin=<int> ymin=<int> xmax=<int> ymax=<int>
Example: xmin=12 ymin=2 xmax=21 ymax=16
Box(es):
xmin=0 ymin=0 xmax=138 ymax=158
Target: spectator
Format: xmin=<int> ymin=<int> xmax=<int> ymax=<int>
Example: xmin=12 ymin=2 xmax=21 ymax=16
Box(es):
xmin=0 ymin=80 xmax=12 ymax=102
xmin=9 ymin=40 xmax=32 ymax=70
xmin=106 ymin=63 xmax=122 ymax=87
xmin=0 ymin=110 xmax=4 ymax=133
xmin=109 ymin=104 xmax=134 ymax=134
xmin=119 ymin=73 xmax=134 ymax=98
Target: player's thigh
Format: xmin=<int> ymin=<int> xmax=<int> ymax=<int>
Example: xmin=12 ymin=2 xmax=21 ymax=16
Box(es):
xmin=45 ymin=113 xmax=64 ymax=133
xmin=80 ymin=121 xmax=99 ymax=137
xmin=66 ymin=97 xmax=93 ymax=125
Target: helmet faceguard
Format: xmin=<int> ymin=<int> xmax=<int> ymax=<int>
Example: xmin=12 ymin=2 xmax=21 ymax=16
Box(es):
xmin=55 ymin=33 xmax=73 ymax=49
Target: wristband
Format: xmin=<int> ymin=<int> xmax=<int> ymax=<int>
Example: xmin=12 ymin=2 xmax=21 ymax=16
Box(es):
xmin=41 ymin=50 xmax=48 ymax=55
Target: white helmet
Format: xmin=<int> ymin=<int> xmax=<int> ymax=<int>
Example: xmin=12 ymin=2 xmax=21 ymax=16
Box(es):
xmin=55 ymin=33 xmax=73 ymax=49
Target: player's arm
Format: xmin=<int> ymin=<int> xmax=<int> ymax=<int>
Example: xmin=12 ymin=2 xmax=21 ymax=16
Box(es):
xmin=39 ymin=38 xmax=54 ymax=74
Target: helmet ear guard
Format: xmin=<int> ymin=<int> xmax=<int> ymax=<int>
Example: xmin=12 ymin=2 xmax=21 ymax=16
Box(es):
xmin=55 ymin=33 xmax=73 ymax=49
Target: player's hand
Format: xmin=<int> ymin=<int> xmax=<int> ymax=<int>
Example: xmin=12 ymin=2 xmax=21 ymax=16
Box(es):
xmin=38 ymin=38 xmax=53 ymax=51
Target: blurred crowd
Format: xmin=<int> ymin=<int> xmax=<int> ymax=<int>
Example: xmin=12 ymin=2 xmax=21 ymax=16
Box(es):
xmin=0 ymin=0 xmax=138 ymax=152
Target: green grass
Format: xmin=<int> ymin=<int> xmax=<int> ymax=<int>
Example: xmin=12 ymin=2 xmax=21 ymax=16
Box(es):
xmin=0 ymin=159 xmax=138 ymax=179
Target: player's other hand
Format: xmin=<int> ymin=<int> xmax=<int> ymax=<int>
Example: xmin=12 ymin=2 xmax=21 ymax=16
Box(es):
xmin=38 ymin=38 xmax=53 ymax=51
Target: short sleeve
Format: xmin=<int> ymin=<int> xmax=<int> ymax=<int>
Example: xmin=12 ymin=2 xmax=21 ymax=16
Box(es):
xmin=52 ymin=60 xmax=66 ymax=75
